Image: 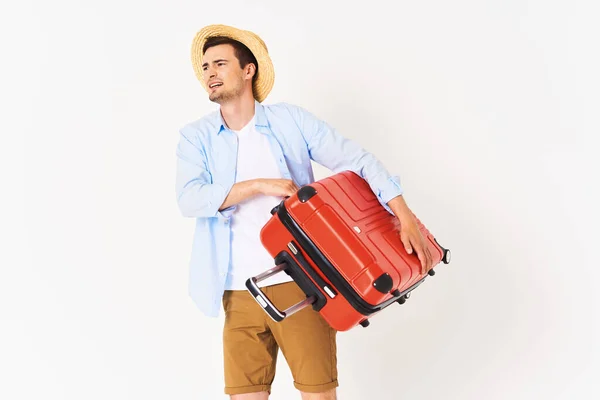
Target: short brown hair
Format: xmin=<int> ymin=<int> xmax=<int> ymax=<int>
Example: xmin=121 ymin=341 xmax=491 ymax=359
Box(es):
xmin=203 ymin=36 xmax=258 ymax=84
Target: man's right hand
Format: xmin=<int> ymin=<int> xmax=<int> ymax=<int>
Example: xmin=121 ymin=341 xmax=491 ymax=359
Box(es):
xmin=255 ymin=179 xmax=300 ymax=197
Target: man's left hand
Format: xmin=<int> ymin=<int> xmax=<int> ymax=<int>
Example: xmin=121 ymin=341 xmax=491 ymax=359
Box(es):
xmin=399 ymin=218 xmax=433 ymax=275
xmin=387 ymin=195 xmax=433 ymax=275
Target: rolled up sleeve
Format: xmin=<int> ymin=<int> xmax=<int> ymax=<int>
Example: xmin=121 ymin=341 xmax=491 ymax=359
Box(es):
xmin=175 ymin=125 xmax=235 ymax=219
xmin=285 ymin=103 xmax=403 ymax=212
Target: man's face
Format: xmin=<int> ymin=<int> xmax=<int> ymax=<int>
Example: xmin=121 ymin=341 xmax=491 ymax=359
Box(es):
xmin=202 ymin=44 xmax=248 ymax=104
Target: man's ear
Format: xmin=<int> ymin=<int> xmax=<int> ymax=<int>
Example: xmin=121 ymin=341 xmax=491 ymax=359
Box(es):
xmin=245 ymin=63 xmax=256 ymax=81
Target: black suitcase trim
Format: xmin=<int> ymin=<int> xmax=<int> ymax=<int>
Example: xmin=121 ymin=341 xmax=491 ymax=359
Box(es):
xmin=274 ymin=250 xmax=328 ymax=312
xmin=277 ymin=200 xmax=410 ymax=316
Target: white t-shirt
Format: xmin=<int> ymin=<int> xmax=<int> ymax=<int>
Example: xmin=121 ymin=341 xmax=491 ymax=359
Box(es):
xmin=225 ymin=116 xmax=294 ymax=290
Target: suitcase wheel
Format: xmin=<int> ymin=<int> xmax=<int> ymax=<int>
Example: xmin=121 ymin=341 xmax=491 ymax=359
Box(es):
xmin=433 ymin=238 xmax=451 ymax=264
xmin=396 ymin=291 xmax=411 ymax=305
xmin=428 ymin=269 xmax=436 ymax=276
xmin=442 ymin=249 xmax=451 ymax=264
xmin=359 ymin=319 xmax=370 ymax=328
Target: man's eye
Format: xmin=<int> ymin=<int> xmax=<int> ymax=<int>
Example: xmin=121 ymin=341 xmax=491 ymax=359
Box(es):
xmin=218 ymin=62 xmax=225 ymax=66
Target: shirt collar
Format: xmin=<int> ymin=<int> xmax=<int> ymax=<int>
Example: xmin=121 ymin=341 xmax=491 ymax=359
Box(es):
xmin=215 ymin=100 xmax=268 ymax=135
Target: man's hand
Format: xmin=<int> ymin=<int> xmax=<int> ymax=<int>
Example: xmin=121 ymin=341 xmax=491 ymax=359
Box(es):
xmin=387 ymin=195 xmax=433 ymax=275
xmin=399 ymin=217 xmax=433 ymax=275
xmin=256 ymin=178 xmax=300 ymax=197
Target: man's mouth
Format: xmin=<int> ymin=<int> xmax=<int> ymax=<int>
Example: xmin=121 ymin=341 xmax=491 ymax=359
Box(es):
xmin=209 ymin=82 xmax=223 ymax=89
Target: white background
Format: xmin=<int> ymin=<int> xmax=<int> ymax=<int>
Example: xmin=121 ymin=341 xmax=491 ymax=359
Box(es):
xmin=6 ymin=0 xmax=599 ymax=399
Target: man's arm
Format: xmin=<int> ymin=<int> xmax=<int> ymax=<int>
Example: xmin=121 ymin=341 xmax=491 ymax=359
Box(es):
xmin=387 ymin=194 xmax=413 ymax=221
xmin=285 ymin=103 xmax=402 ymax=210
xmin=284 ymin=103 xmax=433 ymax=273
xmin=176 ymin=126 xmax=300 ymax=217
xmin=218 ymin=180 xmax=261 ymax=211
xmin=219 ymin=179 xmax=300 ymax=211
xmin=176 ymin=126 xmax=231 ymax=218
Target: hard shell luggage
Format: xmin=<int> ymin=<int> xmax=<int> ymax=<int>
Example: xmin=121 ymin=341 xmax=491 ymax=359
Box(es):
xmin=246 ymin=170 xmax=451 ymax=331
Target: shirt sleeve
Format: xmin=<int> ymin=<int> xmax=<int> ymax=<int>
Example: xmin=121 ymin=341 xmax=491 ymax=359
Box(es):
xmin=175 ymin=125 xmax=236 ymax=219
xmin=284 ymin=103 xmax=403 ymax=213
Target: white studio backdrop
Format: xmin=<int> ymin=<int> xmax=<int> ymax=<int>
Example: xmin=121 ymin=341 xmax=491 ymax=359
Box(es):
xmin=7 ymin=0 xmax=599 ymax=399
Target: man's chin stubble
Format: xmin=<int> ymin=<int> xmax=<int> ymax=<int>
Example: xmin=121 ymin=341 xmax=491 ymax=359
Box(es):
xmin=210 ymin=92 xmax=233 ymax=104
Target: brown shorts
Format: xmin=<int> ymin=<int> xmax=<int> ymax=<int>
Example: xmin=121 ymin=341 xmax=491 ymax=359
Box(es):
xmin=222 ymin=281 xmax=338 ymax=395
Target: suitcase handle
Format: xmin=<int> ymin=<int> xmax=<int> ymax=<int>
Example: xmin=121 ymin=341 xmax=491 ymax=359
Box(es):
xmin=246 ymin=263 xmax=316 ymax=322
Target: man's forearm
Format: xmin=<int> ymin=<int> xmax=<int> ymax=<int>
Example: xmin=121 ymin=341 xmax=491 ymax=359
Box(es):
xmin=387 ymin=195 xmax=414 ymax=222
xmin=219 ymin=179 xmax=262 ymax=211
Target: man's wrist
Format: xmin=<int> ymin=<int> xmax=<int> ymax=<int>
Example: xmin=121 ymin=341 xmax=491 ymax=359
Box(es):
xmin=387 ymin=195 xmax=413 ymax=222
xmin=252 ymin=179 xmax=264 ymax=195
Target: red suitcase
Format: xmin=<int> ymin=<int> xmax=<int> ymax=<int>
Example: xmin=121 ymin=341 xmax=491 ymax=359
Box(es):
xmin=246 ymin=170 xmax=451 ymax=331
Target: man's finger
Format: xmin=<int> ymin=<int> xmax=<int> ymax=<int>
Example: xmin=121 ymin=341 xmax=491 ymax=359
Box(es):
xmin=418 ymin=249 xmax=427 ymax=274
xmin=427 ymin=248 xmax=433 ymax=271
xmin=412 ymin=242 xmax=425 ymax=273
xmin=427 ymin=246 xmax=433 ymax=268
xmin=419 ymin=242 xmax=429 ymax=273
xmin=400 ymin=231 xmax=412 ymax=254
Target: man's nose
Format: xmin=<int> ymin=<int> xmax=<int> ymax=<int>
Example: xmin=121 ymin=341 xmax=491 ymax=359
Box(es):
xmin=204 ymin=66 xmax=216 ymax=79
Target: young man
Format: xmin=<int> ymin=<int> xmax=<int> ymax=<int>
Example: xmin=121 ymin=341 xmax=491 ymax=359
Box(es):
xmin=176 ymin=24 xmax=433 ymax=400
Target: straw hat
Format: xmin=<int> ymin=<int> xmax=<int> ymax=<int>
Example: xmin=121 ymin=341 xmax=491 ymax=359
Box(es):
xmin=191 ymin=24 xmax=275 ymax=103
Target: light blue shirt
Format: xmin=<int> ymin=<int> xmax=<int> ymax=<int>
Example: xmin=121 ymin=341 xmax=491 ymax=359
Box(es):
xmin=175 ymin=101 xmax=403 ymax=317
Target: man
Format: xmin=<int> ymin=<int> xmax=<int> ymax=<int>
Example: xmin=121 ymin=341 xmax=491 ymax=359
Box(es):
xmin=176 ymin=24 xmax=433 ymax=400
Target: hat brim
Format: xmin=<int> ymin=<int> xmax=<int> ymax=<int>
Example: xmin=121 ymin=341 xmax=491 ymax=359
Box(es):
xmin=191 ymin=25 xmax=274 ymax=103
